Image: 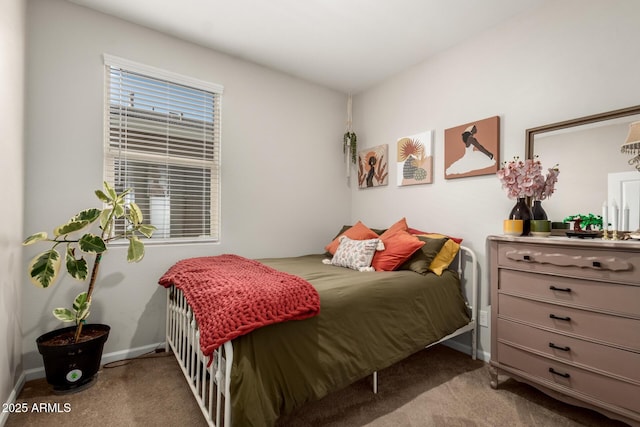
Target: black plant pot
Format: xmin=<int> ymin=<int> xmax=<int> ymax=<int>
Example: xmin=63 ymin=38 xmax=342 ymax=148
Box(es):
xmin=36 ymin=324 xmax=110 ymax=394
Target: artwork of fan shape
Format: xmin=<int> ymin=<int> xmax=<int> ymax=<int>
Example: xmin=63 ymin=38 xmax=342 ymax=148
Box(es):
xmin=397 ymin=131 xmax=433 ymax=186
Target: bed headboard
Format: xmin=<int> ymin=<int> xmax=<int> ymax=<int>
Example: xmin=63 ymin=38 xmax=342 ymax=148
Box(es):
xmin=454 ymin=245 xmax=478 ymax=353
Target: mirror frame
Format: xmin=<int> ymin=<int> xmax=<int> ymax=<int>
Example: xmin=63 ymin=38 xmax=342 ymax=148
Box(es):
xmin=525 ymin=105 xmax=640 ymax=160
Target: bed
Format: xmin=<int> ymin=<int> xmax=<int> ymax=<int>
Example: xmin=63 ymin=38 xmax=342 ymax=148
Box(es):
xmin=161 ymin=223 xmax=478 ymax=427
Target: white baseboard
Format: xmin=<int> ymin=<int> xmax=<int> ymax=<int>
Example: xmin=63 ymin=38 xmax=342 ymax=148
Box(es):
xmin=442 ymin=339 xmax=491 ymax=363
xmin=3 ymin=342 xmax=167 ymax=426
xmin=0 ymin=372 xmax=26 ymax=427
xmin=100 ymin=341 xmax=167 ymax=367
xmin=21 ymin=341 xmax=167 ymax=383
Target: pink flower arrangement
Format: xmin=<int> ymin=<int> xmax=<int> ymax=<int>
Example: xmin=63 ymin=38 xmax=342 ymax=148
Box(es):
xmin=497 ymin=156 xmax=559 ymax=200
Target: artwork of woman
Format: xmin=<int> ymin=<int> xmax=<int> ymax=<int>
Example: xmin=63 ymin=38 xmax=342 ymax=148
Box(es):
xmin=445 ymin=120 xmax=498 ymax=178
xmin=357 ymin=144 xmax=389 ymax=188
xmin=366 ymin=155 xmax=377 ymax=187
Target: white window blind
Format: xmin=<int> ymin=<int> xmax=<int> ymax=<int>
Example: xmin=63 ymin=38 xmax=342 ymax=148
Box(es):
xmin=103 ymin=55 xmax=223 ymax=242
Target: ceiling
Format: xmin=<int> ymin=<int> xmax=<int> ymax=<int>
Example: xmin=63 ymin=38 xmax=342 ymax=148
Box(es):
xmin=68 ymin=0 xmax=547 ymax=93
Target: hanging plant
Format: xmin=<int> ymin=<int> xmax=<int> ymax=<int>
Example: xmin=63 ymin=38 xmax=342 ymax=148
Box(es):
xmin=343 ymin=131 xmax=357 ymax=164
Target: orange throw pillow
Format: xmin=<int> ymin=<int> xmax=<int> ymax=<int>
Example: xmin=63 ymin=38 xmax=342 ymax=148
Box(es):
xmin=371 ymin=228 xmax=425 ymax=271
xmin=386 ymin=217 xmax=409 ymax=234
xmin=324 ymin=221 xmax=379 ymax=255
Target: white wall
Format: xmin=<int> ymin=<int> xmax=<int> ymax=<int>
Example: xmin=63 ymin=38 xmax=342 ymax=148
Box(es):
xmin=0 ymin=0 xmax=26 ymax=416
xmin=23 ymin=0 xmax=350 ymax=371
xmin=351 ymin=0 xmax=640 ymax=358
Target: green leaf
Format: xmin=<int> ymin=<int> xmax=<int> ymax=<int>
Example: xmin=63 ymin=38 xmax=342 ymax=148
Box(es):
xmin=136 ymin=224 xmax=156 ymax=238
xmin=129 ymin=202 xmax=143 ymax=226
xmin=95 ymin=189 xmax=110 ymax=203
xmin=78 ymin=233 xmax=107 ymax=254
xmin=53 ymin=308 xmax=76 ymax=323
xmin=104 ymin=181 xmax=117 ymax=200
xmin=23 ymin=232 xmax=48 ymax=246
xmin=72 ymin=292 xmax=90 ymax=313
xmin=77 ymin=308 xmax=90 ymax=322
xmin=53 ymin=293 xmax=91 ymax=324
xmin=28 ymin=250 xmax=61 ymax=288
xmin=74 ymin=292 xmax=91 ymax=323
xmin=54 ymin=220 xmax=89 ymax=237
xmin=65 ymin=246 xmax=88 ymax=281
xmin=113 ymin=197 xmax=125 ymax=218
xmin=71 ymin=208 xmax=101 ymax=224
xmin=100 ymin=208 xmax=113 ymax=233
xmin=127 ymin=235 xmax=145 ymax=263
xmin=53 ymin=209 xmax=102 ymax=237
xmin=119 ymin=188 xmax=132 ymax=199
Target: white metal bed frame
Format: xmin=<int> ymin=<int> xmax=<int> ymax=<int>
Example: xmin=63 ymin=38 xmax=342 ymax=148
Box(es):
xmin=165 ymin=246 xmax=478 ymax=427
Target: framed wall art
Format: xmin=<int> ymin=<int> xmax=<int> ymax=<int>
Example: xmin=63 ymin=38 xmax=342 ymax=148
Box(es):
xmin=396 ymin=131 xmax=433 ymax=186
xmin=358 ymin=144 xmax=389 ymax=189
xmin=444 ymin=116 xmax=499 ymax=179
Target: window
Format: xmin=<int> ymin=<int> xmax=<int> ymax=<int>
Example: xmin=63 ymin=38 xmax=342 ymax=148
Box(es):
xmin=103 ymin=55 xmax=223 ymax=242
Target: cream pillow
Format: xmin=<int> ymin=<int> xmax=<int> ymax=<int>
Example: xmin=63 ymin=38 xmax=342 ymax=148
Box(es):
xmin=330 ymin=236 xmax=382 ymax=272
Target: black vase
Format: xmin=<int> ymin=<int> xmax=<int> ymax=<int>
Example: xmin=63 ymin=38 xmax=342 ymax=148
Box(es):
xmin=532 ymin=200 xmax=548 ymax=220
xmin=509 ymin=198 xmax=533 ymax=236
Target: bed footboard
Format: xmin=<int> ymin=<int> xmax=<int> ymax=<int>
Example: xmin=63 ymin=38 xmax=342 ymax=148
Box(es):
xmin=166 ymin=287 xmax=232 ymax=427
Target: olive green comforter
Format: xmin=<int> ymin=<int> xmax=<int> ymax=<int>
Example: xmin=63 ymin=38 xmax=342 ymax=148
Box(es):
xmin=229 ymin=254 xmax=471 ymax=426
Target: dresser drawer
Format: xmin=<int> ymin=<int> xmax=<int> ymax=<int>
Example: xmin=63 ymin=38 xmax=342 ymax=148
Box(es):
xmin=497 ymin=243 xmax=640 ymax=285
xmin=498 ymin=294 xmax=640 ymax=351
xmin=497 ymin=318 xmax=640 ymax=382
xmin=498 ymin=343 xmax=640 ymax=413
xmin=499 ymin=269 xmax=640 ymax=317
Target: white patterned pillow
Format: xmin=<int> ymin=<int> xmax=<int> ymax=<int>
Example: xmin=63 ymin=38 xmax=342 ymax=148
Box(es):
xmin=330 ymin=235 xmax=381 ymax=271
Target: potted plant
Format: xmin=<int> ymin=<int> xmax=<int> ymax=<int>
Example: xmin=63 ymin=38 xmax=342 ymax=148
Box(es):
xmin=23 ymin=181 xmax=155 ymax=392
xmin=343 ymin=131 xmax=357 ymax=165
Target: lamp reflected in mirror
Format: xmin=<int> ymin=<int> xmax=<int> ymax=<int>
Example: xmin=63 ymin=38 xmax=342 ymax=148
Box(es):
xmin=622 ymin=121 xmax=640 ymax=172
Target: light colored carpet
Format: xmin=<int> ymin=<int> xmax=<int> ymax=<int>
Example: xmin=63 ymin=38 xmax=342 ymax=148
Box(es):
xmin=6 ymin=345 xmax=629 ymax=426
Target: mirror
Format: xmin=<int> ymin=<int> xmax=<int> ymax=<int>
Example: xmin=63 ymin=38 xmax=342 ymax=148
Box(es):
xmin=525 ymin=105 xmax=640 ymax=230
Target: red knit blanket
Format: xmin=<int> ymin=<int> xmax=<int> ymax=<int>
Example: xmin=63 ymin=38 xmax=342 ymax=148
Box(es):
xmin=158 ymin=254 xmax=320 ymax=356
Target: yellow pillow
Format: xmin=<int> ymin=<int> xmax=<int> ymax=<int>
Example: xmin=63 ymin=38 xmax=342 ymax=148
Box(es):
xmin=429 ymin=238 xmax=460 ymax=275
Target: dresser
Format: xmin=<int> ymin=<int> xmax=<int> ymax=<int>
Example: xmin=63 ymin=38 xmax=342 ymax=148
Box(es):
xmin=488 ymin=235 xmax=640 ymax=426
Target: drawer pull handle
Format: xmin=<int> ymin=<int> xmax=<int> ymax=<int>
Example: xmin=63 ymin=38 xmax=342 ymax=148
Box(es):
xmin=549 ymin=314 xmax=571 ymax=322
xmin=549 ymin=343 xmax=571 ymax=352
xmin=549 ymin=285 xmax=572 ymax=293
xmin=523 ymin=255 xmax=531 ymax=261
xmin=592 ymin=261 xmax=601 ymax=268
xmin=549 ymin=367 xmax=571 ymax=378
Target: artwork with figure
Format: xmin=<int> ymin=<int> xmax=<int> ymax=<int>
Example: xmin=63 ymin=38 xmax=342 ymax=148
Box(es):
xmin=445 ymin=116 xmax=499 ymax=179
xmin=397 ymin=131 xmax=433 ymax=186
xmin=358 ymin=144 xmax=389 ymax=189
